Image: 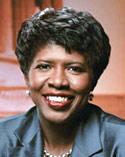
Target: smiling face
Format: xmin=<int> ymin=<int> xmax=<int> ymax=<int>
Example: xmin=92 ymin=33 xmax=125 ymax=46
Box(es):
xmin=26 ymin=44 xmax=93 ymax=124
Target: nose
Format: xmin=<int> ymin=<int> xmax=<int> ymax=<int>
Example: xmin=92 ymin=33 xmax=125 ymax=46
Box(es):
xmin=48 ymin=67 xmax=69 ymax=89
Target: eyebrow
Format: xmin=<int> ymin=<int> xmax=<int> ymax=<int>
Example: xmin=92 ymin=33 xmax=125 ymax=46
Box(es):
xmin=36 ymin=59 xmax=85 ymax=64
xmin=36 ymin=60 xmax=86 ymax=67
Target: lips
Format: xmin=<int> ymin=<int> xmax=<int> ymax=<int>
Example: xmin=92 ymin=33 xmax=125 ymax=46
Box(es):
xmin=44 ymin=95 xmax=74 ymax=110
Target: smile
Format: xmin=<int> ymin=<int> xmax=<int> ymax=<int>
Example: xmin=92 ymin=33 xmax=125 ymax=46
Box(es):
xmin=44 ymin=95 xmax=74 ymax=109
xmin=46 ymin=96 xmax=69 ymax=103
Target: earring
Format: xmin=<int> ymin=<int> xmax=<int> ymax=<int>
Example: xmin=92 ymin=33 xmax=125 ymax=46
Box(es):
xmin=88 ymin=93 xmax=94 ymax=101
xmin=26 ymin=90 xmax=30 ymax=96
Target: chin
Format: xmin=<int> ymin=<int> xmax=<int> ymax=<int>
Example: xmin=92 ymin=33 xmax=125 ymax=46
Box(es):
xmin=45 ymin=111 xmax=72 ymax=124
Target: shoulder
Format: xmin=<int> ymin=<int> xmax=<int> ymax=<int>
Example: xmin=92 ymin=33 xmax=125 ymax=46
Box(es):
xmin=87 ymin=104 xmax=125 ymax=154
xmin=0 ymin=113 xmax=25 ymax=138
xmin=97 ymin=105 xmax=125 ymax=133
xmin=0 ymin=107 xmax=36 ymax=144
xmin=90 ymin=103 xmax=125 ymax=133
xmin=0 ymin=107 xmax=36 ymax=130
xmin=91 ymin=104 xmax=125 ymax=151
xmin=88 ymin=103 xmax=125 ymax=126
xmin=100 ymin=106 xmax=125 ymax=143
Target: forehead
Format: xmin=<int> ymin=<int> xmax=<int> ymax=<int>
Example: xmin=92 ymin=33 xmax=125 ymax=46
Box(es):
xmin=33 ymin=44 xmax=86 ymax=63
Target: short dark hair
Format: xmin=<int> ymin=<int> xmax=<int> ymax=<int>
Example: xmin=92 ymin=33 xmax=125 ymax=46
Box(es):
xmin=15 ymin=7 xmax=111 ymax=89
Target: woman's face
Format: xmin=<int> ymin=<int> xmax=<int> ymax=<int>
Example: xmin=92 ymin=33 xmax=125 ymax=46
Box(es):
xmin=26 ymin=44 xmax=93 ymax=123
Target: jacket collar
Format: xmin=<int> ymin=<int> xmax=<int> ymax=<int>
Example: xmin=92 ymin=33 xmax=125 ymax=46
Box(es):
xmin=11 ymin=105 xmax=102 ymax=157
xmin=72 ymin=105 xmax=103 ymax=157
xmin=14 ymin=107 xmax=40 ymax=145
xmin=8 ymin=107 xmax=43 ymax=157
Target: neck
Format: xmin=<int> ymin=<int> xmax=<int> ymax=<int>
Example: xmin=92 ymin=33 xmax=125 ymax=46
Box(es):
xmin=40 ymin=115 xmax=81 ymax=155
xmin=43 ymin=118 xmax=77 ymax=144
xmin=38 ymin=103 xmax=88 ymax=155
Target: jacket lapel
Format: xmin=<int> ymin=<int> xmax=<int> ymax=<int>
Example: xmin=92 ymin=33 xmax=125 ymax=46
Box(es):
xmin=7 ymin=132 xmax=42 ymax=157
xmin=7 ymin=105 xmax=103 ymax=157
xmin=7 ymin=107 xmax=43 ymax=157
xmin=72 ymin=105 xmax=103 ymax=157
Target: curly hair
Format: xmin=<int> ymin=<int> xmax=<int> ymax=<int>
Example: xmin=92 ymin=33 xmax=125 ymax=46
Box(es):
xmin=15 ymin=7 xmax=111 ymax=89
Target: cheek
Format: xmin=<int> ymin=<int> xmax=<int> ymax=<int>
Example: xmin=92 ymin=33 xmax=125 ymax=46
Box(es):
xmin=69 ymin=74 xmax=92 ymax=93
xmin=27 ymin=73 xmax=47 ymax=90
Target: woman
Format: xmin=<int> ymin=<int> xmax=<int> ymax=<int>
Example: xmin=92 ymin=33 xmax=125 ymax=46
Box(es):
xmin=0 ymin=7 xmax=125 ymax=157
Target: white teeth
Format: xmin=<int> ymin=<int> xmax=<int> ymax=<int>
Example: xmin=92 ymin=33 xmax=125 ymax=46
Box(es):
xmin=46 ymin=96 xmax=68 ymax=102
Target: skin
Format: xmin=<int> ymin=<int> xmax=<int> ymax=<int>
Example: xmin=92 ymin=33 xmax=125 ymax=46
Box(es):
xmin=25 ymin=44 xmax=93 ymax=124
xmin=25 ymin=44 xmax=93 ymax=154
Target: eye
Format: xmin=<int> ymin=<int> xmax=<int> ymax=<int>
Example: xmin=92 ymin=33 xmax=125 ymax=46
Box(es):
xmin=67 ymin=65 xmax=86 ymax=74
xmin=36 ymin=63 xmax=51 ymax=71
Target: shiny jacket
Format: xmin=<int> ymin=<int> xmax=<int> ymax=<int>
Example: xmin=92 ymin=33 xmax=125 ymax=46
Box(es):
xmin=0 ymin=104 xmax=125 ymax=157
